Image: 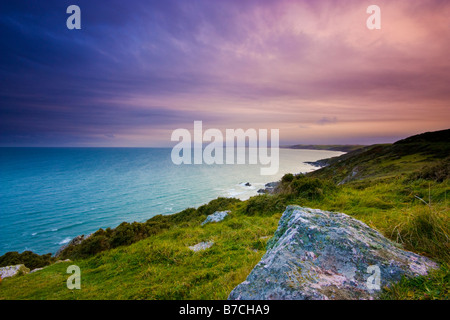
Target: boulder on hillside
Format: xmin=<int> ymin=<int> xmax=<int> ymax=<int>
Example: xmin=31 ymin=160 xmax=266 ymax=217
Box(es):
xmin=228 ymin=205 xmax=438 ymax=300
xmin=189 ymin=241 xmax=214 ymax=252
xmin=201 ymin=211 xmax=230 ymax=226
xmin=0 ymin=264 xmax=30 ymax=279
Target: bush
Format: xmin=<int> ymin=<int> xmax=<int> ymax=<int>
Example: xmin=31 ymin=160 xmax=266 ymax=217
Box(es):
xmin=57 ymin=197 xmax=242 ymax=260
xmin=290 ymin=176 xmax=334 ymax=200
xmin=196 ymin=197 xmax=241 ymax=217
xmin=110 ymin=222 xmax=149 ymax=248
xmin=244 ymin=194 xmax=286 ymax=216
xmin=409 ymin=158 xmax=450 ymax=182
xmin=281 ymin=173 xmax=294 ymax=183
xmin=59 ymin=220 xmax=171 ymax=260
xmin=0 ymin=251 xmax=54 ymax=270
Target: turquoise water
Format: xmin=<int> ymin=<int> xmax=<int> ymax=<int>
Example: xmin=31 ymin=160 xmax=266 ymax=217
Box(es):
xmin=0 ymin=148 xmax=343 ymax=255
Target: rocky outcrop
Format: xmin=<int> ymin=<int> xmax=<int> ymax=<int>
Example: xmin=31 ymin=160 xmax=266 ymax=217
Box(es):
xmin=55 ymin=234 xmax=90 ymax=257
xmin=228 ymin=205 xmax=438 ymax=300
xmin=201 ymin=211 xmax=230 ymax=226
xmin=0 ymin=264 xmax=30 ymax=279
xmin=29 ymin=267 xmax=44 ymax=274
xmin=304 ymin=159 xmax=330 ymax=168
xmin=257 ymin=182 xmax=279 ymax=194
xmin=338 ymin=166 xmax=359 ymax=185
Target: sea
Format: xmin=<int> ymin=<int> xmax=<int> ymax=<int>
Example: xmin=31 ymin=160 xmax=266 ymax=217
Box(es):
xmin=0 ymin=147 xmax=344 ymax=255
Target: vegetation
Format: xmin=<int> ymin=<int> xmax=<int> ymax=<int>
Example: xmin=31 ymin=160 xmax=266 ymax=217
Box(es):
xmin=380 ymin=263 xmax=450 ymax=300
xmin=0 ymin=129 xmax=448 ymax=300
xmin=0 ymin=201 xmax=281 ymax=299
xmin=57 ymin=197 xmax=241 ymax=260
xmin=0 ymin=251 xmax=55 ymax=270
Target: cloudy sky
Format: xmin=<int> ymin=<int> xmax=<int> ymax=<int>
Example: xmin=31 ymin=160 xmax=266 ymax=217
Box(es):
xmin=1 ymin=0 xmax=449 ymax=146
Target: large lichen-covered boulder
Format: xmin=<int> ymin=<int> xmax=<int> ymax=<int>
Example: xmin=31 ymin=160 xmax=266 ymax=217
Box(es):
xmin=228 ymin=205 xmax=438 ymax=300
xmin=0 ymin=264 xmax=30 ymax=279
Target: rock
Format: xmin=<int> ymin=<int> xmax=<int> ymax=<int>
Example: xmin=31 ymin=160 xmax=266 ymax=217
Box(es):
xmin=258 ymin=181 xmax=279 ymax=194
xmin=30 ymin=267 xmax=44 ymax=273
xmin=245 ymin=182 xmax=251 ymax=186
xmin=55 ymin=259 xmax=71 ymax=264
xmin=55 ymin=234 xmax=90 ymax=257
xmin=201 ymin=211 xmax=230 ymax=226
xmin=338 ymin=166 xmax=359 ymax=185
xmin=0 ymin=264 xmax=30 ymax=279
xmin=228 ymin=205 xmax=438 ymax=300
xmin=265 ymin=182 xmax=278 ymax=188
xmin=256 ymin=182 xmax=278 ymax=195
xmin=189 ymin=241 xmax=214 ymax=252
xmin=304 ymin=159 xmax=330 ymax=168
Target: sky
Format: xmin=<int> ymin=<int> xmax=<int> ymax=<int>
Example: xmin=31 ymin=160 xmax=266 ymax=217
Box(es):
xmin=1 ymin=0 xmax=449 ymax=147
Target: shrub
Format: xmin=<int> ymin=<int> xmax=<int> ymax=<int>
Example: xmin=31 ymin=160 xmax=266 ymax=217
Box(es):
xmin=196 ymin=197 xmax=241 ymax=217
xmin=281 ymin=173 xmax=294 ymax=183
xmin=409 ymin=158 xmax=450 ymax=183
xmin=290 ymin=177 xmax=334 ymax=200
xmin=0 ymin=251 xmax=54 ymax=270
xmin=57 ymin=197 xmax=242 ymax=260
xmin=244 ymin=194 xmax=286 ymax=216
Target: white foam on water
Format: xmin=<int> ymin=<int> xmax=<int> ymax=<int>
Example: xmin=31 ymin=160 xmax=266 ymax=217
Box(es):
xmin=58 ymin=238 xmax=71 ymax=245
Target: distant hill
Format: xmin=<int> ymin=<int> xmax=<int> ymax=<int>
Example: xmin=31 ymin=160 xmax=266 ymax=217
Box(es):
xmin=308 ymin=128 xmax=450 ymax=184
xmin=395 ymin=129 xmax=450 ymax=145
xmin=281 ymin=144 xmax=365 ymax=153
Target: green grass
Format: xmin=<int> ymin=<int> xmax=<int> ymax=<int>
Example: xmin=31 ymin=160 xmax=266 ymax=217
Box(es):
xmin=0 ymin=208 xmax=281 ymax=300
xmin=3 ymin=175 xmax=447 ymax=299
xmin=380 ymin=263 xmax=450 ymax=300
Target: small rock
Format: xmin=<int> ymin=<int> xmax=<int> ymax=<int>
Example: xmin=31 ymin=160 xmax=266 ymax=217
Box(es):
xmin=245 ymin=182 xmax=251 ymax=186
xmin=55 ymin=259 xmax=72 ymax=264
xmin=259 ymin=181 xmax=279 ymax=194
xmin=189 ymin=241 xmax=214 ymax=252
xmin=201 ymin=211 xmax=230 ymax=226
xmin=264 ymin=182 xmax=278 ymax=188
xmin=0 ymin=264 xmax=30 ymax=279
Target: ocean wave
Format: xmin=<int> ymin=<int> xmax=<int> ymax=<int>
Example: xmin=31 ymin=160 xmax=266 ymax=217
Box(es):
xmin=58 ymin=238 xmax=72 ymax=245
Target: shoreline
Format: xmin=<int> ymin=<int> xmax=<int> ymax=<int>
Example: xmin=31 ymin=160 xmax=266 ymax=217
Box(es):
xmin=51 ymin=154 xmax=336 ymax=256
xmin=1 ymin=149 xmax=342 ymax=257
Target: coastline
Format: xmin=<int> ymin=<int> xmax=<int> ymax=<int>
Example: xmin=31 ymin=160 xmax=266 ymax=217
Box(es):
xmin=1 ymin=129 xmax=448 ymax=300
xmin=51 ymin=152 xmax=337 ymax=257
xmin=0 ymin=148 xmax=343 ymax=257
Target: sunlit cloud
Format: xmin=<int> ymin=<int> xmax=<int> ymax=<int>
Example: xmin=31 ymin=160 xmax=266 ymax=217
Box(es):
xmin=1 ymin=0 xmax=449 ymax=146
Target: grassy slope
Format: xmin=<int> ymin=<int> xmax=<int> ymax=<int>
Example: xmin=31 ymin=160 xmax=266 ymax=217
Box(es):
xmin=0 ymin=202 xmax=281 ymax=300
xmin=0 ymin=129 xmax=449 ymax=300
